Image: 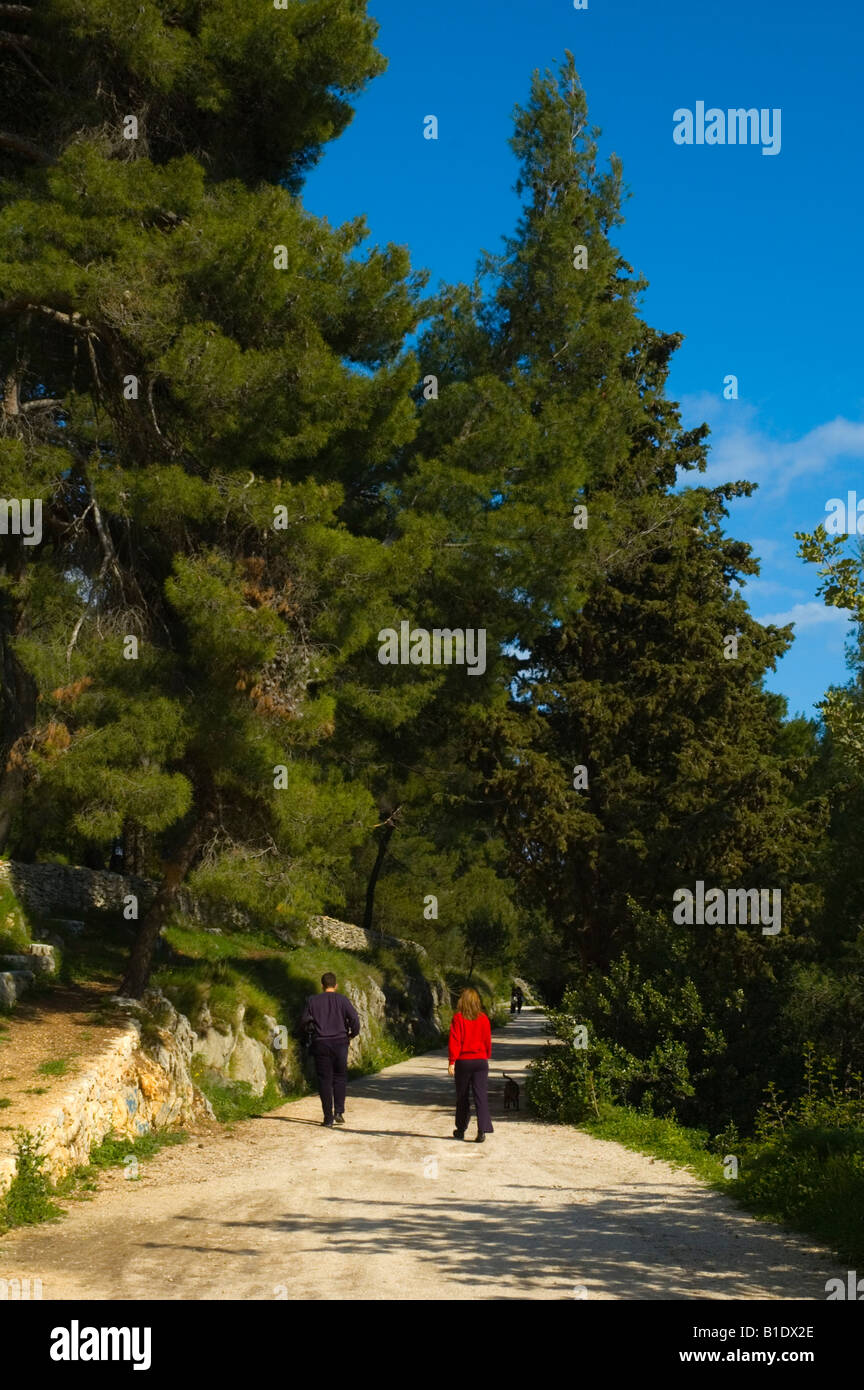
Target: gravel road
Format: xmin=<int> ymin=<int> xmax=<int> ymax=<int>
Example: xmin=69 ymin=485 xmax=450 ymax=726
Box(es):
xmin=0 ymin=1009 xmax=843 ymax=1300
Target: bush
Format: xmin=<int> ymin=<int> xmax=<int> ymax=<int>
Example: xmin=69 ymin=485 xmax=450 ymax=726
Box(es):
xmin=191 ymin=1063 xmax=286 ymax=1123
xmin=0 ymin=1130 xmax=62 ymax=1231
xmin=527 ymin=1035 xmax=642 ymax=1123
xmin=734 ymin=1047 xmax=864 ymax=1262
xmin=0 ymin=879 xmax=32 ymax=954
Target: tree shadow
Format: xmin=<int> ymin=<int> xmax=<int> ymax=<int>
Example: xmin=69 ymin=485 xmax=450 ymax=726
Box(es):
xmin=170 ymin=1185 xmax=839 ymax=1300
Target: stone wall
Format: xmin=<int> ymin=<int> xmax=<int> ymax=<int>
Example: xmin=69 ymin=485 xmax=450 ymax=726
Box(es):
xmin=3 ymin=859 xmax=250 ymax=930
xmin=4 ymin=864 xmax=431 ymax=968
xmin=0 ymin=990 xmax=213 ymax=1197
xmin=5 ymin=860 xmax=156 ymax=922
xmin=307 ymin=914 xmax=428 ymax=958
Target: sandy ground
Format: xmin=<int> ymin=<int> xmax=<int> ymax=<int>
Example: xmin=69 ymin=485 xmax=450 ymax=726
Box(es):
xmin=0 ymin=1009 xmax=844 ymax=1300
xmin=0 ymin=983 xmax=127 ymax=1139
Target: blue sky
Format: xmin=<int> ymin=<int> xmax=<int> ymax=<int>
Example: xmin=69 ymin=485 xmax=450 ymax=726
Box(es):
xmin=303 ymin=0 xmax=864 ymax=719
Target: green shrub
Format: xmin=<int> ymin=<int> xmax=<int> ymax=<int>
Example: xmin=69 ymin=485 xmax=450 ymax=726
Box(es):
xmin=733 ymin=1047 xmax=864 ymax=1262
xmin=192 ymin=1061 xmax=287 ymax=1123
xmin=0 ymin=880 xmax=31 ymax=954
xmin=0 ymin=1129 xmax=62 ymax=1230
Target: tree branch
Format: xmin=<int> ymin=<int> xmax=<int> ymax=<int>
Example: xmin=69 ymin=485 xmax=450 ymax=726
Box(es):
xmin=9 ymin=41 xmax=56 ymax=92
xmin=0 ymin=6 xmax=33 ymax=18
xmin=65 ymin=610 xmax=87 ymax=666
xmin=0 ymin=299 xmax=90 ymax=331
xmin=91 ymin=497 xmax=125 ymax=594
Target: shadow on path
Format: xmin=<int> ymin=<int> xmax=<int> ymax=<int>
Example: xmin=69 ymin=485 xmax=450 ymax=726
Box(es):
xmin=165 ymin=1183 xmax=833 ymax=1300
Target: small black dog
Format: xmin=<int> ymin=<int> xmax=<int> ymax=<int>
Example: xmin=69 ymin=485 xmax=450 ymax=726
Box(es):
xmin=503 ymin=1073 xmax=520 ymax=1111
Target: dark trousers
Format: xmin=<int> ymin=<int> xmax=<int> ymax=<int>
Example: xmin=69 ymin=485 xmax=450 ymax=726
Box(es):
xmin=454 ymin=1058 xmax=493 ymax=1134
xmin=312 ymin=1038 xmax=349 ymax=1120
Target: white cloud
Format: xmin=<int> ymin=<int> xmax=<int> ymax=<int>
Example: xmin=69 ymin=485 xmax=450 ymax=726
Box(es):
xmin=756 ymin=601 xmax=852 ymax=631
xmin=677 ymin=398 xmax=864 ymax=497
xmin=740 ymin=579 xmax=806 ymax=599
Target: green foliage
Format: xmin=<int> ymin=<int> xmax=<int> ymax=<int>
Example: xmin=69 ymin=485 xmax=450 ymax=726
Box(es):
xmin=348 ymin=1028 xmax=412 ymax=1077
xmin=0 ymin=0 xmax=387 ymax=190
xmin=86 ymin=1129 xmax=187 ymax=1170
xmin=527 ymin=901 xmax=799 ymax=1130
xmin=581 ymin=1105 xmax=726 ymax=1186
xmin=191 ymin=1065 xmax=287 ymax=1125
xmin=37 ymin=1058 xmax=71 ymax=1077
xmin=0 ymin=879 xmax=31 ymax=953
xmin=0 ymin=15 xmax=423 ymax=990
xmin=0 ymin=1129 xmax=63 ymax=1231
xmin=730 ymin=1048 xmax=864 ymax=1262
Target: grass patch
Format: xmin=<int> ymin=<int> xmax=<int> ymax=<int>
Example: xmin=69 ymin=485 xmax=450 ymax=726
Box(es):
xmin=734 ymin=1124 xmax=864 ymax=1265
xmin=86 ymin=1129 xmax=187 ymax=1172
xmin=54 ymin=916 xmax=132 ymax=987
xmin=0 ymin=881 xmax=32 ymax=954
xmin=0 ymin=1098 xmax=11 ymax=1109
xmin=0 ymin=1126 xmax=192 ymax=1235
xmin=192 ymin=1063 xmax=291 ymax=1124
xmin=349 ymin=1032 xmax=413 ymax=1076
xmin=37 ymin=1058 xmax=72 ymax=1078
xmin=581 ymin=1103 xmax=726 ymax=1185
xmin=163 ymin=921 xmax=293 ymax=964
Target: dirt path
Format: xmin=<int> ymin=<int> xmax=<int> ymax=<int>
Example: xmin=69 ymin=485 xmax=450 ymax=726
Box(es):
xmin=0 ymin=1009 xmax=843 ymax=1300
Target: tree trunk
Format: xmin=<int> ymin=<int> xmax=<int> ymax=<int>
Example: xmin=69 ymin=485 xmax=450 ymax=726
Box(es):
xmin=120 ymin=810 xmax=214 ymax=998
xmin=362 ymin=813 xmax=397 ymax=935
xmin=0 ymin=624 xmax=36 ymax=853
xmin=122 ymin=817 xmax=144 ymax=876
xmin=466 ymin=944 xmax=476 ymax=982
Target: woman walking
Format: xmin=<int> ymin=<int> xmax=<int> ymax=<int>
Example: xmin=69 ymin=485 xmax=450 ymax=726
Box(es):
xmin=448 ymin=986 xmax=493 ymax=1143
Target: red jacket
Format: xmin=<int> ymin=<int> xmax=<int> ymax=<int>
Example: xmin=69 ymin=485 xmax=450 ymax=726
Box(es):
xmin=449 ymin=1010 xmax=491 ymax=1063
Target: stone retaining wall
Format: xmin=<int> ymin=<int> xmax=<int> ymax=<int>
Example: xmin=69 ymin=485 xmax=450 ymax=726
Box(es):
xmin=2 ymin=859 xmax=250 ymax=930
xmin=0 ymin=991 xmax=213 ymax=1197
xmin=307 ymin=913 xmax=427 ymax=958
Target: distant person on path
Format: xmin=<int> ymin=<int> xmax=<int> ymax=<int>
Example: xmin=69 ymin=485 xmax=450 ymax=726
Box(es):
xmin=300 ymin=973 xmax=361 ymax=1129
xmin=448 ymin=987 xmax=493 ymax=1143
xmin=510 ymin=984 xmax=524 ymax=1015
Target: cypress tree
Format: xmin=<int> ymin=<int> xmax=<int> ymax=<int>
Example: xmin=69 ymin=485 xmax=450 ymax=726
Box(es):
xmin=406 ymin=57 xmax=821 ymax=985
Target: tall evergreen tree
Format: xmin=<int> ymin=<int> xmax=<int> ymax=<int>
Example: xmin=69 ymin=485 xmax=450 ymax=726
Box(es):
xmin=401 ymin=57 xmax=822 ymax=987
xmin=0 ymin=0 xmax=425 ymax=994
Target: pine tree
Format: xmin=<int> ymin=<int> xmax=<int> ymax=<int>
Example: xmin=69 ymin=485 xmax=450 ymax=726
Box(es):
xmin=0 ymin=0 xmax=424 ymax=995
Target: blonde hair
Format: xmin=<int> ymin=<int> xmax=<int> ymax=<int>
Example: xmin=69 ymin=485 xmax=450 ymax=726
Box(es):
xmin=457 ymin=987 xmax=482 ymax=1021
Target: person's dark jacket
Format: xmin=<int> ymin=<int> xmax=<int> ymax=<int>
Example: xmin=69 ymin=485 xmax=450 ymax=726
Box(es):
xmin=300 ymin=991 xmax=361 ymax=1043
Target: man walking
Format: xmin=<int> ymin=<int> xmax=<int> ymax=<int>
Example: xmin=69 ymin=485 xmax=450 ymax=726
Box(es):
xmin=300 ymin=973 xmax=361 ymax=1128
